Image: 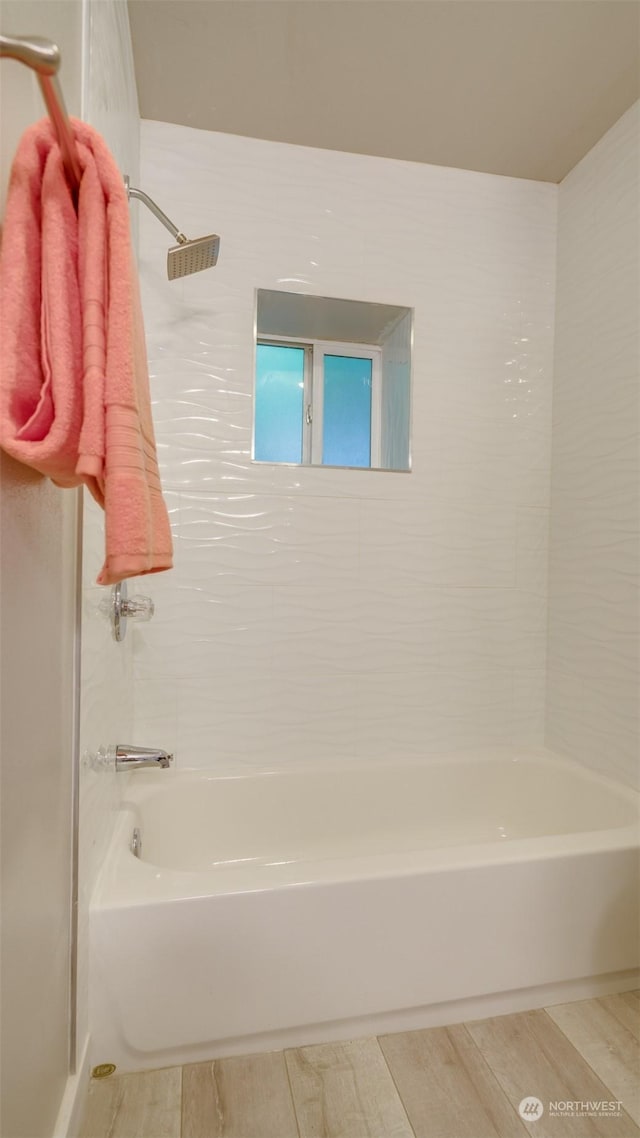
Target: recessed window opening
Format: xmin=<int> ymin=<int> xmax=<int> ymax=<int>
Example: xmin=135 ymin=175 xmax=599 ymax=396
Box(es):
xmin=254 ymin=290 xmax=412 ymax=472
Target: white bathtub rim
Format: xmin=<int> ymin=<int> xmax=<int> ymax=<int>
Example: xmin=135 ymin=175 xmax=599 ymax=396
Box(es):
xmin=94 ymin=809 xmax=639 ymax=909
xmin=93 ymin=745 xmax=640 ymax=908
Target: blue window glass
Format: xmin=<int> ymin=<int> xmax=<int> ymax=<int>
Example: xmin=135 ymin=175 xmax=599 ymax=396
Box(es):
xmin=322 ymin=354 xmax=372 ymax=468
xmin=254 ymin=344 xmax=305 ymax=463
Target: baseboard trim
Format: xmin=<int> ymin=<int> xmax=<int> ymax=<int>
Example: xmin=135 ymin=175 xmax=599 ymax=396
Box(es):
xmin=52 ymin=1034 xmax=91 ymax=1138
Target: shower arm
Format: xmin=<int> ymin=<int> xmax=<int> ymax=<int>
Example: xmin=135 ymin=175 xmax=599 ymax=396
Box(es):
xmin=124 ymin=175 xmax=188 ymax=245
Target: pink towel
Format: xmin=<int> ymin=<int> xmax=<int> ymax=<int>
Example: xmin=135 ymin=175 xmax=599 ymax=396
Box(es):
xmin=0 ymin=118 xmax=173 ymax=585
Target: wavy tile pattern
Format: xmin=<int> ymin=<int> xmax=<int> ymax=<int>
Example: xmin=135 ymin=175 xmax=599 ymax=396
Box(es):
xmin=133 ymin=120 xmax=557 ymax=768
xmin=77 ymin=0 xmax=140 ymax=1059
xmin=547 ymin=102 xmax=640 ymax=788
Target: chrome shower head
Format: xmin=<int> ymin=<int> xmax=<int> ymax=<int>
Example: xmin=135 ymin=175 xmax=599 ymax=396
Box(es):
xmin=167 ymin=233 xmax=220 ymax=281
xmin=124 ymin=177 xmax=221 ymax=281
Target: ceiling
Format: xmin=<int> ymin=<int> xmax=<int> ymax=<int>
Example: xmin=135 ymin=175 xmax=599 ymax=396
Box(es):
xmin=128 ymin=0 xmax=640 ymax=183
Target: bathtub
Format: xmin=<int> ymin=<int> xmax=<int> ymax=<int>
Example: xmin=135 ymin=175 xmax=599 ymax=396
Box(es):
xmin=89 ymin=746 xmax=639 ymax=1073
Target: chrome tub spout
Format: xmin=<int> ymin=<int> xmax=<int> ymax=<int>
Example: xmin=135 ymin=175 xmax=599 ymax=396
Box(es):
xmin=115 ymin=745 xmax=173 ymax=772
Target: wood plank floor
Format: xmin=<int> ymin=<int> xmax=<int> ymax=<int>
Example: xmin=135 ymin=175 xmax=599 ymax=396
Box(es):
xmin=80 ymin=993 xmax=640 ymax=1138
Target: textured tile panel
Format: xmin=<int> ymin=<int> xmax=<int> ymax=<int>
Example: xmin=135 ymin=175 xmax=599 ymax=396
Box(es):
xmin=547 ymin=102 xmax=640 ymax=787
xmin=133 ymin=119 xmax=558 ymax=767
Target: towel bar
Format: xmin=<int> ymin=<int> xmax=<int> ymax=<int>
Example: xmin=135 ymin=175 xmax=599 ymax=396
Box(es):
xmin=0 ymin=32 xmax=81 ymax=195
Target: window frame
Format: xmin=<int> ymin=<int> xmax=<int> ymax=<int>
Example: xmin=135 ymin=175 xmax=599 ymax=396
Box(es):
xmin=256 ymin=334 xmax=382 ymax=469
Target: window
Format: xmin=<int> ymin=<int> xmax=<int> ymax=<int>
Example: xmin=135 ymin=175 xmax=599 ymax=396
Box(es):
xmin=254 ymin=289 xmax=412 ymax=472
xmin=255 ymin=338 xmax=381 ymax=469
xmin=254 ymin=343 xmax=306 ymax=464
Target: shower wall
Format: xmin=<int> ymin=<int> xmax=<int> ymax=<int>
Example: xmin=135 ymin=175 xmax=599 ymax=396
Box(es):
xmin=133 ymin=122 xmax=557 ymax=766
xmin=77 ymin=0 xmax=140 ymax=1068
xmin=547 ymin=101 xmax=640 ymax=789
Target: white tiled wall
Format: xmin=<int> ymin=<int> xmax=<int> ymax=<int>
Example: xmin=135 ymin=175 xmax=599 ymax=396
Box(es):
xmin=547 ymin=102 xmax=640 ymax=789
xmin=77 ymin=0 xmax=140 ymax=1061
xmin=133 ymin=122 xmax=557 ymax=767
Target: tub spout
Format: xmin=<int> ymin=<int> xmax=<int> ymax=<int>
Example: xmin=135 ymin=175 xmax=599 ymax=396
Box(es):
xmin=115 ymin=744 xmax=174 ymax=772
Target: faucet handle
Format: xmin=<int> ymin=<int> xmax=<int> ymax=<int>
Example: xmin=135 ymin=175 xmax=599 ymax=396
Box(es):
xmin=110 ymin=581 xmax=155 ymax=642
xmin=122 ymin=594 xmax=155 ymax=622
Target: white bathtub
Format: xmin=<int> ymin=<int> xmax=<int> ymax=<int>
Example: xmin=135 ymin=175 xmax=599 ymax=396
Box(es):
xmin=90 ymin=746 xmax=639 ymax=1072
